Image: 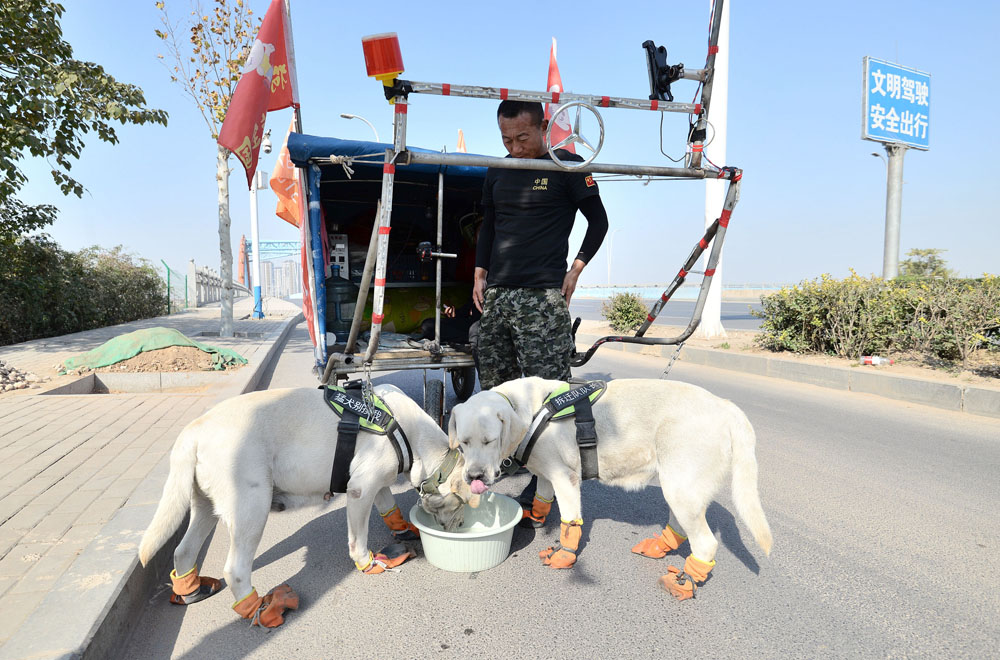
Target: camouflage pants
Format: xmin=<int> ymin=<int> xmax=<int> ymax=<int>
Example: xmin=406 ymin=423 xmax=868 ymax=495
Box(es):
xmin=477 ymin=287 xmax=573 ymax=390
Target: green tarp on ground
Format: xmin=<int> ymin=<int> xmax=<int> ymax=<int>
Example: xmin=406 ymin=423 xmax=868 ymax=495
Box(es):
xmin=60 ymin=327 xmax=248 ymax=373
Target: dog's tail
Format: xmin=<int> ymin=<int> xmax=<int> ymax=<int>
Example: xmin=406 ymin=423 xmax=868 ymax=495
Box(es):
xmin=138 ymin=427 xmax=198 ymax=566
xmin=729 ymin=410 xmax=773 ymax=556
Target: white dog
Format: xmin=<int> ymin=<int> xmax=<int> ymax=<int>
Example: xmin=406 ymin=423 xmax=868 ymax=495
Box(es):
xmin=449 ymin=377 xmax=773 ymax=600
xmin=138 ymin=384 xmax=472 ymax=627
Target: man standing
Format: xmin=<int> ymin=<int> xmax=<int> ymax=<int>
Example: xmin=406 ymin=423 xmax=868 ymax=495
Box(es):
xmin=474 ymin=100 xmax=608 ymax=388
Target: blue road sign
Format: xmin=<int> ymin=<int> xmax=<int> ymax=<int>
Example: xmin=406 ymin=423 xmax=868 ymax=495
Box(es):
xmin=862 ymin=57 xmax=930 ymax=150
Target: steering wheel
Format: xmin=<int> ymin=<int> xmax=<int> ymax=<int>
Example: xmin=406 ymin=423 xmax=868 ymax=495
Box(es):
xmin=545 ymin=101 xmax=605 ymax=169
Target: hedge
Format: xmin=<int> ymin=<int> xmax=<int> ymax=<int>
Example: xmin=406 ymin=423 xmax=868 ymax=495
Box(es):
xmin=753 ymin=272 xmax=1000 ymax=369
xmin=0 ymin=236 xmax=167 ymax=346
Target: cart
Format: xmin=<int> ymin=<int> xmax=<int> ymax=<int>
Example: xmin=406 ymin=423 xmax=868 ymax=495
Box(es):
xmin=287 ymin=135 xmax=484 ymax=421
xmin=292 ymin=0 xmax=742 ymax=423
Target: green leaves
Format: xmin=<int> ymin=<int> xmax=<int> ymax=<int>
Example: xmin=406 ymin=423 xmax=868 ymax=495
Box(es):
xmin=0 ymin=0 xmax=169 ymax=239
xmin=155 ymin=0 xmax=261 ymax=140
xmin=601 ymin=292 xmax=648 ymax=333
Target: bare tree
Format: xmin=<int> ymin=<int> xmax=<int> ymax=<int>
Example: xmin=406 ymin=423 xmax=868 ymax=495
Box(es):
xmin=154 ymin=0 xmax=260 ymax=336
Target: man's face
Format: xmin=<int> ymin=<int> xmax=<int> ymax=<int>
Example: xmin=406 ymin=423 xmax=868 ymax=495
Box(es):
xmin=498 ymin=112 xmax=549 ymax=159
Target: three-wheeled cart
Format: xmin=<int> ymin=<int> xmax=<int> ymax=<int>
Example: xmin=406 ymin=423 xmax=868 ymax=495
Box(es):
xmin=291 ymin=0 xmax=742 ymax=424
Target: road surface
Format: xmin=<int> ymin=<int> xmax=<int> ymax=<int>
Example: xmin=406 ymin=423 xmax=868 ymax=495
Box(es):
xmin=123 ymin=322 xmax=999 ymax=659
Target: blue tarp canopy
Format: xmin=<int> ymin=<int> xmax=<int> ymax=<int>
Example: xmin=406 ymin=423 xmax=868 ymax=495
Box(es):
xmin=286 ymin=133 xmax=488 ymax=185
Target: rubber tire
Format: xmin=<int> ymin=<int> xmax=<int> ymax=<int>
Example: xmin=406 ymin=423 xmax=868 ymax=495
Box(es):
xmin=424 ymin=378 xmax=445 ymax=429
xmin=450 ymin=366 xmax=477 ymax=402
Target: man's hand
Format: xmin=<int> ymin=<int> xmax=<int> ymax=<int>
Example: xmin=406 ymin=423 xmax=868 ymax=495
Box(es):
xmin=473 ymin=267 xmax=488 ymax=313
xmin=442 ymin=304 xmax=456 ymax=318
xmin=561 ymin=259 xmax=586 ymax=305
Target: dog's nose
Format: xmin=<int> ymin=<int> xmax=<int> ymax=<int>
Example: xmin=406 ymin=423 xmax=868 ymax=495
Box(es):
xmin=468 ymin=471 xmax=484 ymax=482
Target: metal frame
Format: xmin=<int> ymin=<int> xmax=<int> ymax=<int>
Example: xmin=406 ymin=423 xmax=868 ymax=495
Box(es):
xmin=320 ymin=0 xmax=737 ymax=378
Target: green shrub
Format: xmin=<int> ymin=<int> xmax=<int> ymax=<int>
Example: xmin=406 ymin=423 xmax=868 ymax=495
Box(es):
xmin=601 ymin=292 xmax=648 ymax=333
xmin=754 ymin=273 xmax=1000 ymax=369
xmin=0 ymin=237 xmax=167 ymax=346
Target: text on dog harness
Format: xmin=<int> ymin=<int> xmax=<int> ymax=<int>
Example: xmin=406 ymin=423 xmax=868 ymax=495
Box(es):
xmin=322 ymin=383 xmax=413 ymax=493
xmin=501 ymin=380 xmax=606 ymax=480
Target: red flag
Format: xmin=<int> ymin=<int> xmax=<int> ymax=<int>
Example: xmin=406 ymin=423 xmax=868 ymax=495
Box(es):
xmin=545 ymin=38 xmax=574 ymax=154
xmin=218 ymin=0 xmax=298 ymax=188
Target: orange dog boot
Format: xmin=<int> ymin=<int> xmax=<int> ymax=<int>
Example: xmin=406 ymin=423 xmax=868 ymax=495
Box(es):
xmin=255 ymin=584 xmax=300 ymax=627
xmin=540 ymin=519 xmax=582 ymax=569
xmin=233 ymin=588 xmax=265 ymax=621
xmin=381 ymin=506 xmax=420 ymax=541
xmin=233 ymin=585 xmax=300 ymax=627
xmin=632 ymin=525 xmax=686 ymax=559
xmin=659 ymin=566 xmax=696 ymax=601
xmin=520 ymin=494 xmax=553 ymax=529
xmin=169 ymin=565 xmax=222 ymax=605
xmin=683 ymin=555 xmax=716 ymax=583
xmin=356 ymin=544 xmax=416 ymax=575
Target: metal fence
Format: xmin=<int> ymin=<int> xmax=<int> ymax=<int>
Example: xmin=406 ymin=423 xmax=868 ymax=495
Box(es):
xmin=160 ymin=260 xmax=188 ymax=314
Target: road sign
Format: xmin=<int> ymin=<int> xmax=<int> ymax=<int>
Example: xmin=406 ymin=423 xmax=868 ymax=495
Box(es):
xmin=862 ymin=57 xmax=930 ymax=150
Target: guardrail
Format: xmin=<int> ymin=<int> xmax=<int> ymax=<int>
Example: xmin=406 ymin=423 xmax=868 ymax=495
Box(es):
xmin=186 ymin=260 xmax=250 ymax=308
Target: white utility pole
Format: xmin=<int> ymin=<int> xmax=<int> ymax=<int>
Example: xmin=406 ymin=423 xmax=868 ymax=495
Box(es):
xmin=250 ymin=170 xmax=267 ymax=319
xmin=698 ymin=0 xmax=729 ymax=338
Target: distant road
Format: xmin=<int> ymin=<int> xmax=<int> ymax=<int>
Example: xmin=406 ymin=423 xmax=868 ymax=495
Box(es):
xmin=570 ymin=297 xmax=763 ymax=331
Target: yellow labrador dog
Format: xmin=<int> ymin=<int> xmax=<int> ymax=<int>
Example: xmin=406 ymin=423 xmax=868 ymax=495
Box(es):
xmin=449 ymin=377 xmax=773 ymax=600
xmin=139 ymin=384 xmax=472 ymax=627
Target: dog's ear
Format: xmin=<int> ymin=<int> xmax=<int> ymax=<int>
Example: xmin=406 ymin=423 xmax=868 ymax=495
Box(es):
xmin=497 ymin=401 xmax=529 ymax=457
xmin=420 ymin=493 xmax=465 ymax=531
xmin=448 ymin=404 xmax=460 ymax=449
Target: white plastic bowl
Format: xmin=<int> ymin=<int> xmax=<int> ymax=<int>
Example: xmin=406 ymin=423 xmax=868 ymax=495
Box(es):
xmin=409 ymin=492 xmax=521 ymax=572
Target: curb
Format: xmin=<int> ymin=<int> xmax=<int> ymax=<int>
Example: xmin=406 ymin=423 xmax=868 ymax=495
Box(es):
xmin=0 ymin=313 xmax=303 ymax=660
xmin=576 ymin=332 xmax=1000 ymax=419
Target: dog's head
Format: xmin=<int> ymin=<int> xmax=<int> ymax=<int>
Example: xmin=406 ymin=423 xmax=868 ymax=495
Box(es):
xmin=448 ymin=391 xmax=528 ymax=495
xmin=418 ymin=451 xmax=480 ymax=529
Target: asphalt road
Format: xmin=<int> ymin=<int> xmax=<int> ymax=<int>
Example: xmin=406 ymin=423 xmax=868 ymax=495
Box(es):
xmin=569 ymin=298 xmax=763 ymax=331
xmin=123 ymin=322 xmax=1000 ymax=659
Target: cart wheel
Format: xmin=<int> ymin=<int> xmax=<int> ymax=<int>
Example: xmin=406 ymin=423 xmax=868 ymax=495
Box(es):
xmin=424 ymin=379 xmax=445 ymax=429
xmin=450 ymin=366 xmax=477 ymax=402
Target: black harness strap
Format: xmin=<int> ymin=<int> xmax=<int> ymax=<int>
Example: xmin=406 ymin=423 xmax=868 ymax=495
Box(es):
xmin=323 ymin=382 xmax=412 ymax=494
xmin=572 ymin=394 xmax=600 ymax=480
xmin=330 ymin=411 xmax=360 ymax=494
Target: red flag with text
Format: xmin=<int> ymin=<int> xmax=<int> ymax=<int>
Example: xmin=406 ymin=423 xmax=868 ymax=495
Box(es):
xmin=217 ymin=0 xmax=298 ymax=188
xmin=545 ymin=38 xmax=574 ymax=153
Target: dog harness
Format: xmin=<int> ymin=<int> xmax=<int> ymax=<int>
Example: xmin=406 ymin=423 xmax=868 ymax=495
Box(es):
xmin=322 ymin=382 xmax=413 ymax=494
xmin=500 ymin=380 xmax=607 ymax=480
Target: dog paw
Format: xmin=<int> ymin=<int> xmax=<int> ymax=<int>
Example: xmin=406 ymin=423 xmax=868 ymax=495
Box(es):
xmin=539 ymin=546 xmax=577 ymax=569
xmin=659 ymin=566 xmax=695 ymax=601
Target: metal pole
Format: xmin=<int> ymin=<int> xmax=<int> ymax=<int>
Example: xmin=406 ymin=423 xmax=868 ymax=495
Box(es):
xmin=250 ymin=171 xmax=265 ymax=319
xmin=161 ymin=260 xmax=170 ymax=314
xmin=340 ymin=113 xmax=380 ymax=142
xmin=400 ymin=150 xmax=728 ymax=179
xmin=363 ymin=97 xmax=408 ymax=364
xmin=698 ymin=0 xmax=729 ymax=339
xmin=882 ymin=143 xmax=905 ymax=279
xmin=435 ymin=172 xmax=444 ymax=345
xmin=344 ymin=203 xmax=381 ymax=355
xmin=690 ymin=0 xmax=727 ymax=169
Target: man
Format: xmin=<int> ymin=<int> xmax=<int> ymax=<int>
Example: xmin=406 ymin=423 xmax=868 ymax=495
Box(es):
xmin=474 ymin=100 xmax=609 ymax=520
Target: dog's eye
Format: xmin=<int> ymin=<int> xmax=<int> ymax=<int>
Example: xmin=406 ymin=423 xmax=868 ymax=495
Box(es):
xmin=483 ymin=438 xmax=492 ymax=445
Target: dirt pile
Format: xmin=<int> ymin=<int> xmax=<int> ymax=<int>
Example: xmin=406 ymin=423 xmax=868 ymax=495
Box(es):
xmin=91 ymin=346 xmax=243 ymax=373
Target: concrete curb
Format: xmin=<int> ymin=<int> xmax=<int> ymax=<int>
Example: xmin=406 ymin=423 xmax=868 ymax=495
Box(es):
xmin=0 ymin=313 xmax=303 ymax=660
xmin=576 ymin=332 xmax=1000 ymax=419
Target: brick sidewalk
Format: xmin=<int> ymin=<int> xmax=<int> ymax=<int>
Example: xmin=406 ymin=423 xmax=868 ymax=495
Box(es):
xmin=0 ymin=298 xmax=303 ymax=653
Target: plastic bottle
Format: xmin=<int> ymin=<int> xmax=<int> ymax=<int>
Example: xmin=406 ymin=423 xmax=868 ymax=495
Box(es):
xmin=859 ymin=356 xmax=894 ymax=366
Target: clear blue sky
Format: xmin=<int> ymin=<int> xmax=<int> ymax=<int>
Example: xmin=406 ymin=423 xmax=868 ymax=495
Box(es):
xmin=17 ymin=1 xmax=999 ymax=286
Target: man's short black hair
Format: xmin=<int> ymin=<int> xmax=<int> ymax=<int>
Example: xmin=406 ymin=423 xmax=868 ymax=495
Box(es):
xmin=497 ymin=100 xmax=544 ymax=126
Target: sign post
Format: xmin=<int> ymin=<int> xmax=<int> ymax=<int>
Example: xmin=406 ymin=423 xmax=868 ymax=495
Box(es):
xmin=862 ymin=57 xmax=930 ymax=279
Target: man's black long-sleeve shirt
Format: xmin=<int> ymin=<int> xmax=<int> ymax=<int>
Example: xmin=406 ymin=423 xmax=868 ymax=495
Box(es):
xmin=476 ymin=150 xmax=608 ymax=289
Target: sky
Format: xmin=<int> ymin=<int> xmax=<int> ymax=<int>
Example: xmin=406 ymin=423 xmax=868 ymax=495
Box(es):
xmin=16 ymin=0 xmax=1000 ymax=287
